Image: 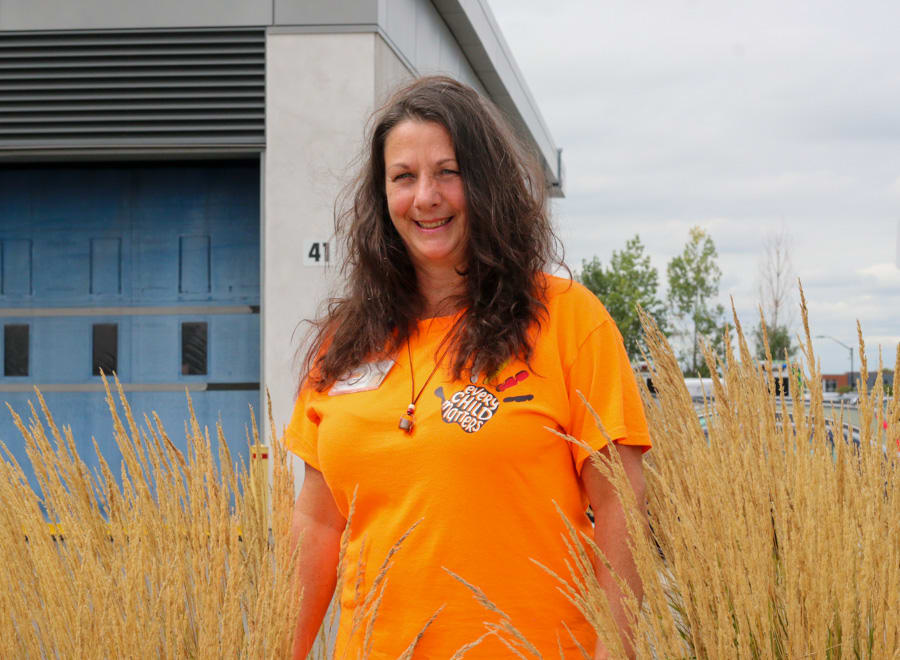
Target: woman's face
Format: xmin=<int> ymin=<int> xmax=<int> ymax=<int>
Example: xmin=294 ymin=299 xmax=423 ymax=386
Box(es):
xmin=383 ymin=119 xmax=468 ymax=276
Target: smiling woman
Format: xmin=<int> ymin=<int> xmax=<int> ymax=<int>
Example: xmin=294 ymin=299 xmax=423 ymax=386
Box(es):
xmin=286 ymin=76 xmax=651 ymax=659
xmin=384 ymin=120 xmax=469 ymax=291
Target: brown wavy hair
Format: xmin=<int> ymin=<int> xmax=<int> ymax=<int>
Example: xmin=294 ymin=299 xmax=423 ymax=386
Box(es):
xmin=302 ymin=75 xmax=565 ymax=390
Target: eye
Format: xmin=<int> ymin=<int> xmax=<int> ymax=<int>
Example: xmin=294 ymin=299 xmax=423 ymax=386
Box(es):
xmin=391 ymin=172 xmax=413 ymax=182
xmin=440 ymin=168 xmax=460 ymax=176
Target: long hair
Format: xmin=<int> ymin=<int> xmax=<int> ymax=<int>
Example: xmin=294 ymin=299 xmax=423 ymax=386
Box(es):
xmin=302 ymin=76 xmax=564 ymax=390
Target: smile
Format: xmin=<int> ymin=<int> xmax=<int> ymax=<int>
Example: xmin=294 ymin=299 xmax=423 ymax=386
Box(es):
xmin=415 ymin=217 xmax=452 ymax=229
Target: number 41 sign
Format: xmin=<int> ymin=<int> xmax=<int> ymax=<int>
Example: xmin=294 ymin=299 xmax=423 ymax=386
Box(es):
xmin=303 ymin=239 xmax=331 ymax=266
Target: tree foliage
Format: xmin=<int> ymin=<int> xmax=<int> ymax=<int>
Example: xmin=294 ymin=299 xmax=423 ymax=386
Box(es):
xmin=753 ymin=320 xmax=796 ymax=363
xmin=579 ymin=235 xmax=667 ymax=361
xmin=666 ymin=226 xmax=725 ymax=376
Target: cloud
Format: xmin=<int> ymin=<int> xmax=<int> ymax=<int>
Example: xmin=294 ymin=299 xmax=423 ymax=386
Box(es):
xmin=806 ymin=291 xmax=900 ymax=330
xmin=864 ymin=335 xmax=900 ymax=347
xmin=858 ymin=262 xmax=900 ymax=290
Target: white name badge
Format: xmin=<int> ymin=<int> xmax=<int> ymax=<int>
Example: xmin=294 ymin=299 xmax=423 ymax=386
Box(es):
xmin=328 ymin=359 xmax=396 ymax=396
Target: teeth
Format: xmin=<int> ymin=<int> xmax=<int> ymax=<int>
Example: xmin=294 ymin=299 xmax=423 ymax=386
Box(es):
xmin=417 ymin=217 xmax=451 ymax=229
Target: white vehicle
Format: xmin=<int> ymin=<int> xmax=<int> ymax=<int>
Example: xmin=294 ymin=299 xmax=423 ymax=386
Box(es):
xmin=684 ymin=377 xmax=715 ymax=400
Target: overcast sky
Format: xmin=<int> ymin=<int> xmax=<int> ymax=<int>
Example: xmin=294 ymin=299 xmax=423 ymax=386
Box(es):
xmin=488 ymin=0 xmax=900 ymax=376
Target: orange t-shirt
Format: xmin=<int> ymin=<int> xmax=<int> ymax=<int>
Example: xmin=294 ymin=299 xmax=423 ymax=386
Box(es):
xmin=285 ymin=275 xmax=651 ymax=659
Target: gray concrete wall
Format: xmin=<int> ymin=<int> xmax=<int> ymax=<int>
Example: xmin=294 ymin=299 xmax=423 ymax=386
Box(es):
xmin=378 ymin=0 xmax=485 ymax=94
xmin=274 ymin=0 xmax=377 ymax=26
xmin=264 ymin=32 xmax=417 ymax=457
xmin=0 ymin=0 xmax=272 ymax=30
xmin=374 ymin=32 xmax=414 ymax=105
xmin=263 ymin=32 xmax=377 ymax=474
xmin=0 ymin=0 xmax=385 ymax=30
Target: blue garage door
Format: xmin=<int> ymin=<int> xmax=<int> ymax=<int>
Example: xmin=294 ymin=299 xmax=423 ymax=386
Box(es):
xmin=0 ymin=161 xmax=260 ymax=494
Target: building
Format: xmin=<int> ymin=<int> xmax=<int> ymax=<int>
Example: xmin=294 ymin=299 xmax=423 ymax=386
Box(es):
xmin=0 ymin=1 xmax=563 ymax=490
xmin=821 ymin=373 xmax=851 ymax=393
xmin=821 ymin=371 xmax=896 ymax=393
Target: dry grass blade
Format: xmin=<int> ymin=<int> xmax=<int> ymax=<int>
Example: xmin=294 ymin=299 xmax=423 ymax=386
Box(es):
xmin=559 ymin=621 xmax=592 ymax=660
xmin=396 ymin=605 xmax=445 ymax=660
xmin=449 ymin=629 xmax=497 ymax=659
xmin=339 ymin=516 xmax=421 ymax=660
xmin=443 ymin=567 xmax=543 ymax=658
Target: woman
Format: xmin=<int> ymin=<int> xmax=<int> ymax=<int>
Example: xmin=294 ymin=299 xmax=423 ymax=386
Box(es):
xmin=287 ymin=76 xmax=650 ymax=659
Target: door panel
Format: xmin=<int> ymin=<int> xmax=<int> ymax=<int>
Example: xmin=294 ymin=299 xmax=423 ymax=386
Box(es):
xmin=0 ymin=161 xmax=261 ymax=497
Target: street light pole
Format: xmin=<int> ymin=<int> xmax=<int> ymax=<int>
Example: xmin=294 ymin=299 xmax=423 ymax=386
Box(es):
xmin=816 ymin=335 xmax=855 ymax=391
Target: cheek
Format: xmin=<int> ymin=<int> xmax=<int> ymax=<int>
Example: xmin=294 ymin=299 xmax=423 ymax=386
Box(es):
xmin=447 ymin=181 xmax=468 ymax=214
xmin=386 ymin=188 xmax=413 ymax=223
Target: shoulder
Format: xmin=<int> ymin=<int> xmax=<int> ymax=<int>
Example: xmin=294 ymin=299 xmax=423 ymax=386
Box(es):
xmin=539 ymin=273 xmax=613 ymax=329
xmin=533 ymin=273 xmax=616 ymax=362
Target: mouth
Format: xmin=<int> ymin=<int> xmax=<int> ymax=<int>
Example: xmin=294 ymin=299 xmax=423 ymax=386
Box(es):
xmin=414 ymin=216 xmax=452 ymax=229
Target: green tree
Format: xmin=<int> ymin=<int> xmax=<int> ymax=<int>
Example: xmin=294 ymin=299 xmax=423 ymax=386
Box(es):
xmin=666 ymin=226 xmax=725 ymax=376
xmin=753 ymin=320 xmax=795 ymax=362
xmin=578 ymin=235 xmax=667 ymax=361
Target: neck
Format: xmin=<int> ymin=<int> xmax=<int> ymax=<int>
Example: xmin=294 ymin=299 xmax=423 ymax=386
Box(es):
xmin=415 ymin=264 xmax=465 ymax=318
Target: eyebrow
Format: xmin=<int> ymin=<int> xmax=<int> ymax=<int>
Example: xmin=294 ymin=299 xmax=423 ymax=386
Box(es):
xmin=386 ymin=158 xmax=458 ymax=171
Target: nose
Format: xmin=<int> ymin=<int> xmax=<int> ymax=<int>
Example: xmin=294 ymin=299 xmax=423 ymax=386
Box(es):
xmin=413 ymin=174 xmax=441 ymax=210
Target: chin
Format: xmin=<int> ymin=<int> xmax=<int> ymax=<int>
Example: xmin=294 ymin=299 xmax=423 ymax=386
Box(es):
xmin=414 ymin=249 xmax=465 ymax=270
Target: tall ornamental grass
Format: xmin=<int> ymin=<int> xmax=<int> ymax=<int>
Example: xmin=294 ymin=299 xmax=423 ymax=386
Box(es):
xmin=0 ymin=379 xmax=300 ymax=658
xmin=0 ymin=287 xmax=897 ymax=658
xmin=552 ymin=290 xmax=899 ymax=659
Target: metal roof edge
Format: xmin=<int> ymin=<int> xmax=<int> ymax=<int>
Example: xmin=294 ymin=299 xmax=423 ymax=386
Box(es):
xmin=431 ymin=0 xmax=564 ymax=196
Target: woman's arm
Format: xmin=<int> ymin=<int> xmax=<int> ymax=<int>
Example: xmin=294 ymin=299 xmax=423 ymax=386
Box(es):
xmin=290 ymin=464 xmax=346 ymax=660
xmin=581 ymin=443 xmax=647 ymax=660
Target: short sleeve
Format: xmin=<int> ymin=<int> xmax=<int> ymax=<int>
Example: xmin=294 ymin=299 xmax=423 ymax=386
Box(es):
xmin=565 ymin=318 xmax=651 ymax=474
xmin=284 ymin=386 xmax=322 ymax=471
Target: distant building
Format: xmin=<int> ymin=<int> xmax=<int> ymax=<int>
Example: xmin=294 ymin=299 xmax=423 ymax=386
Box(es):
xmin=822 ymin=373 xmax=851 ymax=392
xmin=867 ymin=370 xmax=894 ymax=390
xmin=762 ymin=360 xmax=792 ymax=397
xmin=821 ymin=371 xmax=893 ymax=392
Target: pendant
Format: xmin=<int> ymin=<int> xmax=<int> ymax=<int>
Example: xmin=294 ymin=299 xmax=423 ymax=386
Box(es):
xmin=398 ymin=403 xmax=415 ymax=432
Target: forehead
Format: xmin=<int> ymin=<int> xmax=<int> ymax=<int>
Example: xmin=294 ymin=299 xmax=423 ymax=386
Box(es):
xmin=383 ymin=120 xmax=456 ymax=164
